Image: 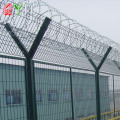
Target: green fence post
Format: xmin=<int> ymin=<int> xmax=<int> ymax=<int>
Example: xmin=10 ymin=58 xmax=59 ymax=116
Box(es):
xmin=113 ymin=75 xmax=115 ymax=117
xmin=81 ymin=47 xmax=112 ymax=120
xmin=70 ymin=68 xmax=75 ymax=120
xmin=25 ymin=58 xmax=37 ymax=120
xmin=95 ymin=69 xmax=101 ymax=120
xmin=4 ymin=17 xmax=51 ymax=120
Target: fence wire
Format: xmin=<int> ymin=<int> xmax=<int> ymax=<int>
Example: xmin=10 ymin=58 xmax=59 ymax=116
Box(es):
xmin=0 ymin=56 xmax=27 ymax=120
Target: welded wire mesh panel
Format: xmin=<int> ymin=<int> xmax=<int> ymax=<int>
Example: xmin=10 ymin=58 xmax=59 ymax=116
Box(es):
xmin=71 ymin=69 xmax=96 ymax=119
xmin=34 ymin=62 xmax=72 ymax=120
xmin=114 ymin=76 xmax=120 ymax=117
xmin=108 ymin=75 xmax=114 ymax=112
xmin=0 ymin=56 xmax=27 ymax=120
xmin=99 ymin=73 xmax=114 ymax=119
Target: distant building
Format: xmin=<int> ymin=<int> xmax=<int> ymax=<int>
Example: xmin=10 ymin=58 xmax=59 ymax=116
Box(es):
xmin=0 ymin=63 xmax=110 ymax=120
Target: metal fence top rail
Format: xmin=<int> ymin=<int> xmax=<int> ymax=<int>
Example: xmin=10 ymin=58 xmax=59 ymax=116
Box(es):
xmin=0 ymin=0 xmax=120 ymax=75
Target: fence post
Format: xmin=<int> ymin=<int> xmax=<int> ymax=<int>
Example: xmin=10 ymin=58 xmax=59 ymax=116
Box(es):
xmin=95 ymin=69 xmax=101 ymax=120
xmin=113 ymin=75 xmax=115 ymax=117
xmin=70 ymin=68 xmax=75 ymax=120
xmin=25 ymin=58 xmax=37 ymax=120
xmin=4 ymin=17 xmax=51 ymax=120
xmin=81 ymin=47 xmax=112 ymax=120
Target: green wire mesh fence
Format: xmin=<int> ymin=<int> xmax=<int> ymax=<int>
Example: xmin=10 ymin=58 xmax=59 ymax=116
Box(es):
xmin=0 ymin=0 xmax=120 ymax=120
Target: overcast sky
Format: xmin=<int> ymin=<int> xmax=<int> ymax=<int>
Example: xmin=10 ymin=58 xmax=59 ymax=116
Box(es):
xmin=43 ymin=0 xmax=120 ymax=44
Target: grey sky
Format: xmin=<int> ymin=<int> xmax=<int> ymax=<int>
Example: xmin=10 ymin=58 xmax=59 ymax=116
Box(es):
xmin=43 ymin=0 xmax=120 ymax=44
